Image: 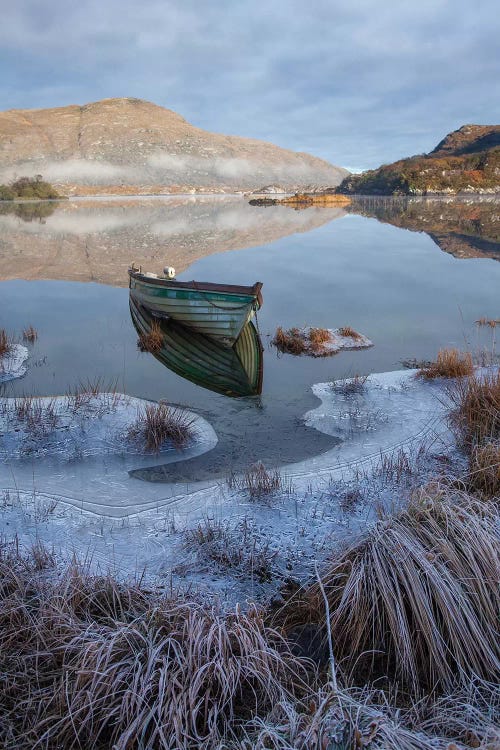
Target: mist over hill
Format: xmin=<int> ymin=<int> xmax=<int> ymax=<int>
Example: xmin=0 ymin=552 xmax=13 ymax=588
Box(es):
xmin=0 ymin=98 xmax=348 ymax=195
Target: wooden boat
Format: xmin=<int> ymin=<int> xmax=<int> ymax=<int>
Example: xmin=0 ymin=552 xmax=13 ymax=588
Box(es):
xmin=129 ymin=296 xmax=263 ymax=397
xmin=128 ymin=267 xmax=263 ymax=347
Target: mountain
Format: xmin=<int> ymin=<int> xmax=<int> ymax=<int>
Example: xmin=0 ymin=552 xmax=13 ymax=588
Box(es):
xmin=0 ymin=98 xmax=348 ymax=195
xmin=337 ymin=125 xmax=500 ymax=195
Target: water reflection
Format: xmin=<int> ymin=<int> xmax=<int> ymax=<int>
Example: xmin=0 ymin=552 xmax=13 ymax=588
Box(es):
xmin=0 ymin=200 xmax=62 ymax=222
xmin=129 ymin=295 xmax=263 ymax=397
xmin=0 ymin=196 xmax=344 ymax=285
xmin=347 ymin=196 xmax=499 ymax=260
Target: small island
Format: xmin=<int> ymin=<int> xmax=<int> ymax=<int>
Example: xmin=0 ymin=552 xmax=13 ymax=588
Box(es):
xmin=0 ymin=175 xmax=64 ymax=201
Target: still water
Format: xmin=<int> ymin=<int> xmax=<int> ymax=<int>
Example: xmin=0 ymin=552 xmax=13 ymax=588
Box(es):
xmin=1 ymin=196 xmax=498 ymax=478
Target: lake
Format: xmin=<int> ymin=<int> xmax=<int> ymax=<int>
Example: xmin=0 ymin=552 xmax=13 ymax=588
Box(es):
xmin=1 ymin=195 xmax=499 ymax=479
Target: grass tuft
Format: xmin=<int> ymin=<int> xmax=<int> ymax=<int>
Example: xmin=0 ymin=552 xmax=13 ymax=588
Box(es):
xmin=331 ymin=373 xmax=368 ymax=395
xmin=416 ymin=348 xmax=474 ymax=379
xmin=22 ymin=326 xmax=38 ymax=343
xmin=446 ymin=368 xmax=500 ymax=450
xmin=229 ymin=462 xmax=292 ymax=500
xmin=468 ymin=442 xmax=500 ymax=498
xmin=0 ymin=548 xmax=305 ymax=750
xmin=278 ymin=491 xmax=500 ymax=697
xmin=183 ymin=518 xmax=278 ymax=581
xmin=0 ymin=329 xmax=13 ymax=358
xmin=137 ymin=319 xmax=164 ymax=353
xmin=337 ymin=326 xmax=362 ymax=339
xmin=128 ymin=402 xmax=195 ymax=452
xmin=271 ymin=326 xmax=306 ymax=355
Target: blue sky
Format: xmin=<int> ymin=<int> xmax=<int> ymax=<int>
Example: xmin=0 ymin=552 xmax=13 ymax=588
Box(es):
xmin=1 ymin=0 xmax=498 ymax=170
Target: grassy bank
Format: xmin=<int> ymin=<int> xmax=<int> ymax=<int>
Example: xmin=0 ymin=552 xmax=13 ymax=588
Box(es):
xmin=0 ymin=356 xmax=499 ymax=748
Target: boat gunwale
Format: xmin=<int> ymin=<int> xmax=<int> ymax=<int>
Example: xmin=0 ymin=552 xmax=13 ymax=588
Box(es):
xmin=128 ymin=270 xmax=263 ymax=308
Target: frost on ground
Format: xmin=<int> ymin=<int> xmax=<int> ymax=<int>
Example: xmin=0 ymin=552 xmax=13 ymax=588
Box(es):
xmin=272 ymin=325 xmax=373 ymax=357
xmin=0 ymin=369 xmax=474 ymax=605
xmin=0 ymin=343 xmax=29 ymax=382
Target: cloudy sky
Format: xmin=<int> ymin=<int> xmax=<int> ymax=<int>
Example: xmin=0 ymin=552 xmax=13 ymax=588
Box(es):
xmin=1 ymin=0 xmax=498 ymax=170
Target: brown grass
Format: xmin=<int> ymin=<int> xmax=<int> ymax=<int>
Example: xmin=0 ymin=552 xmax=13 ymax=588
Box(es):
xmin=475 ymin=317 xmax=500 ymax=328
xmin=277 ymin=491 xmax=500 ymax=697
xmin=446 ymin=369 xmax=500 ymax=450
xmin=183 ymin=518 xmax=278 ymax=581
xmin=416 ymin=348 xmax=474 ymax=379
xmin=0 ymin=548 xmax=305 ymax=750
xmin=468 ymin=442 xmax=500 ymax=498
xmin=239 ymin=682 xmax=500 ymax=750
xmin=228 ymin=462 xmax=293 ymax=499
xmin=22 ymin=326 xmax=38 ymax=343
xmin=137 ymin=319 xmax=164 ymax=353
xmin=12 ymin=396 xmax=59 ymax=435
xmin=308 ymin=327 xmax=331 ymax=345
xmin=337 ymin=326 xmax=362 ymax=340
xmin=331 ymin=373 xmax=368 ymax=394
xmin=271 ymin=326 xmax=306 ymax=355
xmin=0 ymin=328 xmax=13 ymax=358
xmin=128 ymin=402 xmax=195 ymax=452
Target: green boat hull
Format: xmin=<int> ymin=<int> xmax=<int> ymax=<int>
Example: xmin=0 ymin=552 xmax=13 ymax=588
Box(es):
xmin=129 ymin=296 xmax=263 ymax=397
xmin=129 ymin=272 xmax=262 ymax=347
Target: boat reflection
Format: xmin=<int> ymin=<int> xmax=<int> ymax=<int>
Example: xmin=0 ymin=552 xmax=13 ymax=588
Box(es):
xmin=129 ymin=295 xmax=263 ymax=397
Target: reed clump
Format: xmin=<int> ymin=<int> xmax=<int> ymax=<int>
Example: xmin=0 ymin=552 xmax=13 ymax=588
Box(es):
xmin=277 ymin=491 xmax=500 ymax=697
xmin=272 ymin=326 xmax=307 ymax=355
xmin=137 ymin=319 xmax=164 ymax=353
xmin=468 ymin=442 xmax=500 ymax=498
xmin=183 ymin=518 xmax=278 ymax=581
xmin=416 ymin=348 xmax=474 ymax=379
xmin=128 ymin=402 xmax=195 ymax=452
xmin=0 ymin=328 xmax=13 ymax=358
xmin=228 ymin=462 xmax=292 ymax=500
xmin=337 ymin=325 xmax=362 ymax=340
xmin=446 ymin=368 xmax=500 ymax=450
xmin=22 ymin=326 xmax=38 ymax=343
xmin=0 ymin=549 xmax=304 ymax=750
xmin=12 ymin=396 xmax=59 ymax=435
xmin=331 ymin=373 xmax=368 ymax=394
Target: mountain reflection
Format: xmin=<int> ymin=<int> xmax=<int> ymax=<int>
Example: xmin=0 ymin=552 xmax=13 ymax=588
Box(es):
xmin=348 ymin=196 xmax=499 ymax=260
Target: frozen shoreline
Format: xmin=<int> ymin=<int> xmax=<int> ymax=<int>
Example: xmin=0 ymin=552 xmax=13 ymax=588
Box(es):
xmin=0 ymin=368 xmax=466 ymax=602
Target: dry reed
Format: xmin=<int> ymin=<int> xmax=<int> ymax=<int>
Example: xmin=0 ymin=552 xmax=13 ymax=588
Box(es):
xmin=446 ymin=368 xmax=500 ymax=450
xmin=331 ymin=373 xmax=368 ymax=395
xmin=236 ymin=681 xmax=500 ymax=750
xmin=337 ymin=326 xmax=362 ymax=340
xmin=229 ymin=462 xmax=292 ymax=500
xmin=0 ymin=548 xmax=306 ymax=749
xmin=183 ymin=518 xmax=278 ymax=581
xmin=271 ymin=327 xmax=306 ymax=355
xmin=0 ymin=328 xmax=13 ymax=358
xmin=22 ymin=325 xmax=38 ymax=343
xmin=278 ymin=491 xmax=500 ymax=697
xmin=416 ymin=348 xmax=474 ymax=379
xmin=468 ymin=442 xmax=500 ymax=498
xmin=137 ymin=319 xmax=164 ymax=353
xmin=128 ymin=402 xmax=195 ymax=452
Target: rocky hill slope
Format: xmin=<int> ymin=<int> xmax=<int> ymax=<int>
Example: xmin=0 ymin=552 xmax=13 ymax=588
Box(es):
xmin=0 ymin=98 xmax=348 ymax=195
xmin=337 ymin=125 xmax=500 ymax=195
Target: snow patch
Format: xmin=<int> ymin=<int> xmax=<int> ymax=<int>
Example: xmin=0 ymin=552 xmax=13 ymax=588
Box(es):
xmin=0 ymin=344 xmax=29 ymax=383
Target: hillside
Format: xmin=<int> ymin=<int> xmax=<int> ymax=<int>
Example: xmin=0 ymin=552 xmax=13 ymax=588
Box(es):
xmin=337 ymin=125 xmax=500 ymax=195
xmin=0 ymin=98 xmax=348 ymax=195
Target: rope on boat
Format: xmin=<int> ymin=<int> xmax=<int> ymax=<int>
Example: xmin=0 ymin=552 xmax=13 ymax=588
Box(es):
xmin=191 ymin=280 xmax=259 ymax=311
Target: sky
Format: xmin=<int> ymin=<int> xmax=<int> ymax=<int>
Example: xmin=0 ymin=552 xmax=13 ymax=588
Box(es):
xmin=1 ymin=0 xmax=499 ymax=171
